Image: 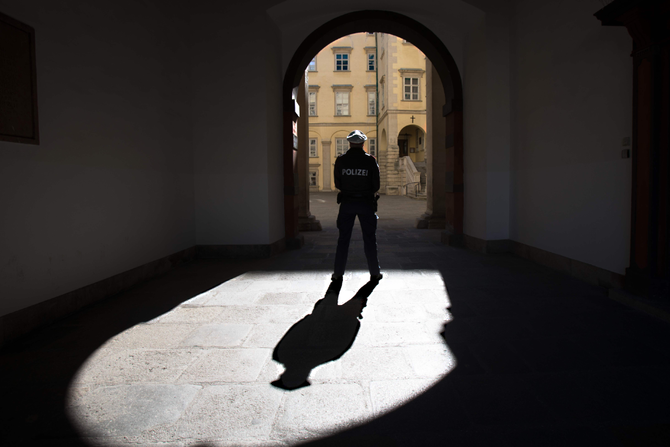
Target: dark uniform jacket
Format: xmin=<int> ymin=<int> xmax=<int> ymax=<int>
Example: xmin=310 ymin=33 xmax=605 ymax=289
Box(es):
xmin=334 ymin=147 xmax=380 ymax=204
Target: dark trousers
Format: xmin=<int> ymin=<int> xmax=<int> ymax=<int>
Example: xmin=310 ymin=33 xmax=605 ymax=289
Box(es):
xmin=334 ymin=201 xmax=380 ymax=276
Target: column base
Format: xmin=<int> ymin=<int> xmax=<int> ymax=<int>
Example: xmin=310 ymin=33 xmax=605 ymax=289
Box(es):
xmin=385 ymin=186 xmax=400 ymax=195
xmin=298 ymin=215 xmax=322 ymax=231
xmin=441 ymin=230 xmax=464 ymax=247
xmin=626 ymin=267 xmax=670 ymax=300
xmin=416 ymin=213 xmax=446 ymax=229
xmin=286 ymin=234 xmax=305 ymax=250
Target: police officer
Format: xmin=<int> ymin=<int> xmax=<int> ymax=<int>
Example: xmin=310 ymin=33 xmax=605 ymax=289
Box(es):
xmin=332 ymin=130 xmax=383 ymax=283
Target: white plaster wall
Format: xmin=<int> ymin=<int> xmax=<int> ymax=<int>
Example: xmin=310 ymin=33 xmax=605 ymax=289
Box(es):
xmin=484 ymin=3 xmax=511 ymax=241
xmin=462 ymin=2 xmax=512 ymax=241
xmin=462 ymin=17 xmax=488 ymax=240
xmin=0 ymin=0 xmax=194 ymax=317
xmin=509 ymin=0 xmax=632 ymax=274
xmin=264 ymin=16 xmax=287 ymax=244
xmin=191 ymin=4 xmax=284 ymax=245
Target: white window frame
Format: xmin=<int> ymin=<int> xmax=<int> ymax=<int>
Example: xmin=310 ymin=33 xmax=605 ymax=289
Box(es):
xmin=309 ymin=170 xmax=318 ymax=187
xmin=369 ymin=138 xmax=377 ymax=157
xmin=367 ymin=52 xmax=376 ymax=71
xmin=367 ymin=91 xmax=376 ymax=116
xmin=335 ymin=91 xmax=350 ymax=116
xmin=336 ymin=138 xmax=348 ymax=156
xmin=404 ymin=77 xmax=420 ymax=100
xmin=335 ymin=53 xmax=349 ymax=71
xmin=308 ymin=91 xmax=317 ymax=116
xmin=309 ymin=138 xmax=318 ymax=157
xmin=308 ymin=57 xmax=317 ymax=71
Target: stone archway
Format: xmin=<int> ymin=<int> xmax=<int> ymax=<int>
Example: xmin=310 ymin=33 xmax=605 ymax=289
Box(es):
xmin=283 ymin=10 xmax=464 ymax=247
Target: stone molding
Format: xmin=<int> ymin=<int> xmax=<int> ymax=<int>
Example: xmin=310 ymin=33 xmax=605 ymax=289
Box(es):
xmin=310 ymin=122 xmax=376 ymax=127
xmin=331 ymin=46 xmax=353 ymax=53
xmin=0 ymin=247 xmax=196 ymax=348
xmin=398 ymin=68 xmax=425 ymax=76
xmin=196 ymin=238 xmax=286 ymax=259
xmin=1 ymin=237 xmax=292 ymax=347
xmin=441 ymin=232 xmax=625 ymax=290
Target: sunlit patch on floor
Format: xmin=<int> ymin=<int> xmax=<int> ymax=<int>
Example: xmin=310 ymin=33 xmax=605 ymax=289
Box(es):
xmin=67 ymin=269 xmax=454 ymax=446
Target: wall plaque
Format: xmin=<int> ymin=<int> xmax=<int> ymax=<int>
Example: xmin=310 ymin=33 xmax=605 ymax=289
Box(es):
xmin=0 ymin=12 xmax=39 ymax=144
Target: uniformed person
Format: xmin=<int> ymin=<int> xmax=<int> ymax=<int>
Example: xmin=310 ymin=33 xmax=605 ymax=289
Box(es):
xmin=332 ymin=130 xmax=383 ymax=283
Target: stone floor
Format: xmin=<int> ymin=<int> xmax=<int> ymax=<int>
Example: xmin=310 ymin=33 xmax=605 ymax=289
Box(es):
xmin=2 ymin=192 xmax=670 ymax=446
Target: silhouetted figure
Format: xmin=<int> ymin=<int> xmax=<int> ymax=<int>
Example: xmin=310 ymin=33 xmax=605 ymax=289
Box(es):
xmin=271 ymin=280 xmax=379 ymax=390
xmin=332 ymin=130 xmax=383 ymax=283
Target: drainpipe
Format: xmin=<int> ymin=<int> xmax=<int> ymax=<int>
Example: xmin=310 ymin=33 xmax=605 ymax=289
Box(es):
xmin=375 ymin=32 xmax=379 ymax=157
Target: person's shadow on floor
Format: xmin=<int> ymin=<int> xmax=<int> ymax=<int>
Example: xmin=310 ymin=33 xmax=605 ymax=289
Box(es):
xmin=271 ymin=279 xmax=380 ymax=390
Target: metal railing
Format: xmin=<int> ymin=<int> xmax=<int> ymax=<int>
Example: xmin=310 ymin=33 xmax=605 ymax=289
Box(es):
xmin=404 ymin=181 xmax=421 ymax=197
xmin=399 ymin=156 xmax=421 ymax=196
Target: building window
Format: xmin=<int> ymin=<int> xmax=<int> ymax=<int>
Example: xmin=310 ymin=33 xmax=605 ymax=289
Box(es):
xmin=369 ymin=138 xmax=377 ymax=157
xmin=368 ymin=91 xmax=376 ymax=115
xmin=309 ymin=171 xmax=317 ymax=187
xmin=308 ymin=57 xmax=317 ymax=71
xmin=335 ymin=91 xmax=349 ymax=116
xmin=335 ymin=53 xmax=349 ymax=71
xmin=308 ymin=91 xmax=317 ymax=116
xmin=404 ymin=77 xmax=419 ymax=100
xmin=309 ymin=138 xmax=318 ymax=157
xmin=336 ymin=138 xmax=348 ymax=156
xmin=367 ymin=53 xmax=375 ymax=71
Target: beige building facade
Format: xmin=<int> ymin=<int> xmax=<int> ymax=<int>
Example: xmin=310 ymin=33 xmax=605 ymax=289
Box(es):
xmin=307 ymin=32 xmax=427 ymax=196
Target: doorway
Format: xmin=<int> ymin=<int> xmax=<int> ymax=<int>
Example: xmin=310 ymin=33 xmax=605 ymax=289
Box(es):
xmin=283 ymin=10 xmax=463 ymax=245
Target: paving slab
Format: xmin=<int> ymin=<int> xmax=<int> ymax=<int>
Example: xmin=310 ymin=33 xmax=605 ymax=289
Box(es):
xmin=369 ymin=379 xmax=436 ymax=416
xmin=339 ymin=347 xmax=418 ymax=381
xmin=69 ymin=384 xmax=201 ymax=437
xmin=179 ymin=323 xmax=252 ymax=348
xmin=150 ymin=306 xmax=226 ymax=324
xmin=271 ymin=383 xmax=371 ymax=440
xmin=74 ymin=348 xmax=200 ymax=385
xmin=178 ymin=348 xmax=271 ymax=383
xmin=173 ymin=385 xmax=284 ymax=442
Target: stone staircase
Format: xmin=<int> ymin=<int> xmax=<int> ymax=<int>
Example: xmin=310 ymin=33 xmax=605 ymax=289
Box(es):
xmin=404 ymin=159 xmax=426 ymax=200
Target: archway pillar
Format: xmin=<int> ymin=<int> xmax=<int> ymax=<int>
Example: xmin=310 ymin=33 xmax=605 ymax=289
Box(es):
xmin=283 ymin=86 xmax=304 ymax=249
xmin=596 ymin=0 xmax=670 ymax=298
xmin=441 ymin=107 xmax=464 ymax=244
xmin=417 ymin=61 xmax=447 ymax=229
xmin=296 ymin=73 xmax=322 ymax=231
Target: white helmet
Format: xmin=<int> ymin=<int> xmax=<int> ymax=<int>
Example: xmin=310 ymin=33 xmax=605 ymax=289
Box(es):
xmin=346 ymin=129 xmax=367 ymax=144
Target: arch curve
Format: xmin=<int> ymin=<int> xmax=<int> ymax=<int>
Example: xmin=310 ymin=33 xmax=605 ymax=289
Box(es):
xmin=283 ymin=10 xmax=462 ymax=112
